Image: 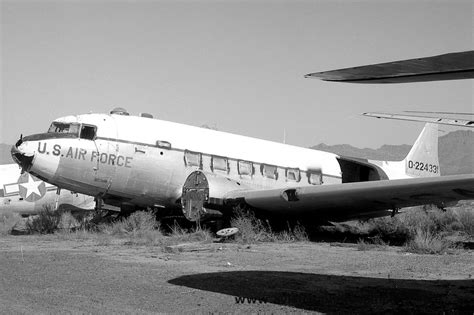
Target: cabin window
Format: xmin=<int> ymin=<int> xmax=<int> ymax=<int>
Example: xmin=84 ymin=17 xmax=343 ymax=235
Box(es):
xmin=48 ymin=122 xmax=80 ymax=136
xmin=261 ymin=164 xmax=278 ymax=180
xmin=184 ymin=150 xmax=202 ymax=168
xmin=80 ymin=125 xmax=96 ymax=140
xmin=211 ymin=156 xmax=229 ymax=173
xmin=156 ymin=140 xmax=171 ymax=149
xmin=308 ymin=170 xmax=323 ymax=185
xmin=238 ymin=160 xmax=253 ymax=176
xmin=286 ymin=168 xmax=301 ymax=182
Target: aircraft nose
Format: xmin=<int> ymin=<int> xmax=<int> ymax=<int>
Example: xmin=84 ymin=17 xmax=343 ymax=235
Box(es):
xmin=11 ymin=136 xmax=35 ymax=172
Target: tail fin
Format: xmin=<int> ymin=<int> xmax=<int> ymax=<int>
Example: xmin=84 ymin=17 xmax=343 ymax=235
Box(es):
xmin=403 ymin=123 xmax=439 ymax=178
xmin=371 ymin=123 xmax=440 ymax=179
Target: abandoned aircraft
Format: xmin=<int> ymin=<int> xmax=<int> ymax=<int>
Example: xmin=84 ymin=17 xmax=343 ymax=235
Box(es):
xmin=10 ymin=108 xmax=474 ymax=223
xmin=0 ymin=163 xmax=95 ymax=216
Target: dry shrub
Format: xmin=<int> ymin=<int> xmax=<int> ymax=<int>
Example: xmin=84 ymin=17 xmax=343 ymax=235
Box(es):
xmin=26 ymin=205 xmax=61 ymax=234
xmin=275 ymin=223 xmax=308 ymax=242
xmin=230 ymin=208 xmax=272 ymax=244
xmin=454 ymin=207 xmax=474 ymax=237
xmin=405 ymin=228 xmax=455 ymax=254
xmin=0 ymin=212 xmax=22 ymax=235
xmin=166 ymin=224 xmax=213 ymax=244
xmin=100 ymin=211 xmax=163 ymax=246
xmin=101 ymin=211 xmax=158 ymax=236
xmin=229 ymin=207 xmax=308 ymax=243
xmin=59 ymin=211 xmax=79 ymax=230
xmin=367 ymin=215 xmax=410 ymax=245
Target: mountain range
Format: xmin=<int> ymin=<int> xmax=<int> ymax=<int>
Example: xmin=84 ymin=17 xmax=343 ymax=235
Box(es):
xmin=1 ymin=130 xmax=472 ymax=175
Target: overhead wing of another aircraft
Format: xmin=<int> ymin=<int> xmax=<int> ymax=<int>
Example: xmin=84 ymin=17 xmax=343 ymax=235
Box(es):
xmin=363 ymin=112 xmax=474 ymax=128
xmin=305 ymin=51 xmax=474 ymax=83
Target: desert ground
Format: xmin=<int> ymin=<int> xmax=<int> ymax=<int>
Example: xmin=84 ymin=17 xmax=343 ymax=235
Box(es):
xmin=0 ymin=235 xmax=473 ymax=314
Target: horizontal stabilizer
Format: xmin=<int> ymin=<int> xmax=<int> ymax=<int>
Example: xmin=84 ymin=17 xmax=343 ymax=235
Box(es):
xmin=305 ymin=51 xmax=474 ymax=83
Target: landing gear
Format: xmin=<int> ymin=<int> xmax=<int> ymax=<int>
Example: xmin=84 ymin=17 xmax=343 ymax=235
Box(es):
xmin=391 ymin=208 xmax=400 ymax=217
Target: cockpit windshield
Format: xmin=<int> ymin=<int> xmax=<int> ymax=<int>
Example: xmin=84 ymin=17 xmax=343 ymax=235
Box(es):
xmin=47 ymin=122 xmax=97 ymax=140
xmin=47 ymin=122 xmax=81 ymax=136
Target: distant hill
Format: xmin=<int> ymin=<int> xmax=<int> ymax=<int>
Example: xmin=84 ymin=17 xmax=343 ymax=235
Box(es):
xmin=311 ymin=130 xmax=473 ymax=176
xmin=0 ymin=144 xmax=13 ymax=164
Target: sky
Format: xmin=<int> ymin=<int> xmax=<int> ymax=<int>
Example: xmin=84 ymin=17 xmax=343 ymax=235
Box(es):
xmin=1 ymin=0 xmax=473 ymax=149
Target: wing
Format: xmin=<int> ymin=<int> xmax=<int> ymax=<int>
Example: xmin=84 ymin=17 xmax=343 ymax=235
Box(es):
xmin=363 ymin=112 xmax=474 ymax=128
xmin=224 ymin=174 xmax=474 ymax=222
xmin=304 ymin=51 xmax=474 ymax=83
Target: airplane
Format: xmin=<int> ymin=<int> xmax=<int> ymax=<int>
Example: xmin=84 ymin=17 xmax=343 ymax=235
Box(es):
xmin=304 ymin=50 xmax=474 ymax=83
xmin=9 ymin=108 xmax=474 ymax=224
xmin=305 ymin=51 xmax=473 ymax=126
xmin=0 ymin=163 xmax=95 ymax=217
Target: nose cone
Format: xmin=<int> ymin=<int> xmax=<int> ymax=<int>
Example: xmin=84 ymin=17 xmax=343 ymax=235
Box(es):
xmin=11 ymin=138 xmax=35 ymax=171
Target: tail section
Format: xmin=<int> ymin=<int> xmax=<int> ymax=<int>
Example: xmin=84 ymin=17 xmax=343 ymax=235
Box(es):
xmin=370 ymin=123 xmax=440 ymax=179
xmin=403 ymin=123 xmax=439 ymax=178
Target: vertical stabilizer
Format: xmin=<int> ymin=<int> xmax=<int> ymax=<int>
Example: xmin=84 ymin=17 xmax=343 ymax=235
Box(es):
xmin=403 ymin=123 xmax=439 ymax=177
xmin=369 ymin=123 xmax=440 ymax=179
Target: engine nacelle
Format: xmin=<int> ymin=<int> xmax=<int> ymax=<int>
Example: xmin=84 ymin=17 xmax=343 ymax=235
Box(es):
xmin=181 ymin=170 xmax=248 ymax=222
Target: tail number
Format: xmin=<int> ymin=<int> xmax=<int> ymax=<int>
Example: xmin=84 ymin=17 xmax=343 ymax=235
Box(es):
xmin=408 ymin=160 xmax=439 ymax=173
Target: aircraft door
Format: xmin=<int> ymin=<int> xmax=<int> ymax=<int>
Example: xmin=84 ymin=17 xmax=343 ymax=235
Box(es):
xmin=92 ymin=118 xmax=118 ymax=194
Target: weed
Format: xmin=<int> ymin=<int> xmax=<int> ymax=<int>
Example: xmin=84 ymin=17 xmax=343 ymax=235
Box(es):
xmin=99 ymin=211 xmax=164 ymax=246
xmin=230 ymin=208 xmax=272 ymax=244
xmin=26 ymin=205 xmax=61 ymax=234
xmin=101 ymin=211 xmax=158 ymax=236
xmin=454 ymin=207 xmax=474 ymax=237
xmin=405 ymin=228 xmax=455 ymax=254
xmin=163 ymin=223 xmax=213 ymax=245
xmin=229 ymin=207 xmax=308 ymax=243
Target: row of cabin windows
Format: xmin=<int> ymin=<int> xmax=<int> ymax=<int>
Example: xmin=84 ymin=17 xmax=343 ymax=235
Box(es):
xmin=184 ymin=150 xmax=322 ymax=185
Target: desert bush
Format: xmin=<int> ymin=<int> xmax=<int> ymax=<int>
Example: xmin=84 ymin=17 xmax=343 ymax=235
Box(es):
xmin=26 ymin=205 xmax=61 ymax=234
xmin=405 ymin=228 xmax=455 ymax=254
xmin=59 ymin=211 xmax=79 ymax=230
xmin=229 ymin=207 xmax=308 ymax=243
xmin=230 ymin=208 xmax=272 ymax=243
xmin=367 ymin=216 xmax=410 ymax=245
xmin=101 ymin=211 xmax=158 ymax=236
xmin=99 ymin=211 xmax=164 ymax=246
xmin=0 ymin=212 xmax=22 ymax=235
xmin=456 ymin=208 xmax=474 ymax=236
xmin=274 ymin=223 xmax=309 ymax=242
xmin=166 ymin=224 xmax=213 ymax=244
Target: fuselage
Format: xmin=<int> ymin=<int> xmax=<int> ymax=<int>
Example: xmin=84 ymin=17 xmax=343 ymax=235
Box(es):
xmin=11 ymin=110 xmax=396 ymax=213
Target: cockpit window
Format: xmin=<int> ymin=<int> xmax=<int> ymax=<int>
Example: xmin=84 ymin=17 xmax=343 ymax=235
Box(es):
xmin=80 ymin=125 xmax=97 ymax=140
xmin=48 ymin=122 xmax=80 ymax=135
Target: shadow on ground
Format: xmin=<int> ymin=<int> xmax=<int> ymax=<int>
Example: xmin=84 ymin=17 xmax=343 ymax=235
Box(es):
xmin=169 ymin=271 xmax=474 ymax=313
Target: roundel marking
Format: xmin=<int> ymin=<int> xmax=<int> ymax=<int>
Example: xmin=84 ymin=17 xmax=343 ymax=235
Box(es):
xmin=17 ymin=173 xmax=47 ymax=202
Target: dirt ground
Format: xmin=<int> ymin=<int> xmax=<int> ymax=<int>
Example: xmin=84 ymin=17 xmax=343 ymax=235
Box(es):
xmin=0 ymin=235 xmax=473 ymax=314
